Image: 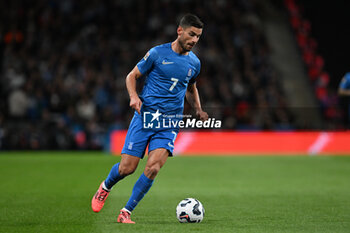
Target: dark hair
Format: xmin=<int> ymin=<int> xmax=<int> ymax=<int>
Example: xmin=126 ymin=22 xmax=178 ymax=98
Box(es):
xmin=179 ymin=14 xmax=204 ymax=29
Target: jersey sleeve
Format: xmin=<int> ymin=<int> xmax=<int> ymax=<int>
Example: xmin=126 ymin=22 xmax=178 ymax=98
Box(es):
xmin=137 ymin=48 xmax=158 ymax=75
xmin=189 ymin=60 xmax=201 ymax=85
xmin=339 ymin=73 xmax=350 ymax=89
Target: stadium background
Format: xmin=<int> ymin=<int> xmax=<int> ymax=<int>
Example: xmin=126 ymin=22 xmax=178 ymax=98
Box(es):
xmin=1 ymin=1 xmax=350 ymax=232
xmin=0 ymin=0 xmax=349 ymax=151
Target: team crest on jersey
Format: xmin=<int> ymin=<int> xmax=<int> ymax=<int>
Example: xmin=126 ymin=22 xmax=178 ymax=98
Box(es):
xmin=187 ymin=68 xmax=192 ymax=77
xmin=143 ymin=51 xmax=150 ymax=61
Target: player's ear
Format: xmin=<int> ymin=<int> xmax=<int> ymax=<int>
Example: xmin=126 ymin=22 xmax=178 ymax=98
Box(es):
xmin=177 ymin=26 xmax=183 ymax=36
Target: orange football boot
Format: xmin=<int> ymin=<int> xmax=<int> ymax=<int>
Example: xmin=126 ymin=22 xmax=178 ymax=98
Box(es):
xmin=117 ymin=209 xmax=135 ymax=224
xmin=91 ymin=181 xmax=110 ymax=213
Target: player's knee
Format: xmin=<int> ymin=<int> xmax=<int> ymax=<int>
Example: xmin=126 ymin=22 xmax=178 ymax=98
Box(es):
xmin=119 ymin=163 xmax=137 ymax=176
xmin=145 ymin=163 xmax=161 ymax=178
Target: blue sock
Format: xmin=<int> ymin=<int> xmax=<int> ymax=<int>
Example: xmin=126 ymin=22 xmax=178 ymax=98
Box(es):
xmin=104 ymin=163 xmax=125 ymax=190
xmin=125 ymin=173 xmax=154 ymax=212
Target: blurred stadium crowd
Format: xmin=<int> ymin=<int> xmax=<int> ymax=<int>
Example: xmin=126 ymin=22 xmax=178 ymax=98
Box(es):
xmin=284 ymin=0 xmax=342 ymax=127
xmin=0 ymin=0 xmax=340 ymax=150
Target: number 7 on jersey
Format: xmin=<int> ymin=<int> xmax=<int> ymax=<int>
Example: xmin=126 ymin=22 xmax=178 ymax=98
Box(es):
xmin=169 ymin=78 xmax=179 ymax=91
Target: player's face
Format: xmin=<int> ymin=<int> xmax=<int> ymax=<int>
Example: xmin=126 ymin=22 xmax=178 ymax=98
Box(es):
xmin=178 ymin=26 xmax=202 ymax=52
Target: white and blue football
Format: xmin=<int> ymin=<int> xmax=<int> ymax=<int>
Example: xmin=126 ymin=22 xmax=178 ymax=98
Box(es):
xmin=176 ymin=198 xmax=205 ymax=223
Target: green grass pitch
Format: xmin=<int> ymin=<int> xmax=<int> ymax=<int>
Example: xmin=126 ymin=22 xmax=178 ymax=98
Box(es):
xmin=0 ymin=152 xmax=349 ymax=233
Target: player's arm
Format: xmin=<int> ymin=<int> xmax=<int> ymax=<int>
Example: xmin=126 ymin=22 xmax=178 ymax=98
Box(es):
xmin=126 ymin=66 xmax=143 ymax=114
xmin=338 ymin=75 xmax=350 ymax=96
xmin=338 ymin=81 xmax=350 ymax=96
xmin=338 ymin=88 xmax=350 ymax=96
xmin=186 ymin=83 xmax=208 ymax=121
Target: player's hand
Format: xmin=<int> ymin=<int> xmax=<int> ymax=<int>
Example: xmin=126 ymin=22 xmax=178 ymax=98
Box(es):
xmin=196 ymin=110 xmax=209 ymax=121
xmin=129 ymin=95 xmax=142 ymax=114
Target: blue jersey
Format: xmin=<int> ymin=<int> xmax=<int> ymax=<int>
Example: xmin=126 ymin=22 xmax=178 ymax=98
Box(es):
xmin=339 ymin=72 xmax=350 ymax=90
xmin=137 ymin=43 xmax=201 ymax=115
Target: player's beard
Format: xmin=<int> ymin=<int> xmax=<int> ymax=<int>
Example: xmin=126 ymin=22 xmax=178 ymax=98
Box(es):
xmin=178 ymin=38 xmax=193 ymax=52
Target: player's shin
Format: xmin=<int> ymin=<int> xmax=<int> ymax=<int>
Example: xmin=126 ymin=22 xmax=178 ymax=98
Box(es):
xmin=104 ymin=163 xmax=125 ymax=190
xmin=124 ymin=173 xmax=154 ymax=212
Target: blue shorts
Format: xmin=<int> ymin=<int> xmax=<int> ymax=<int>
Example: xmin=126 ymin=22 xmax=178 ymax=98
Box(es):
xmin=121 ymin=112 xmax=179 ymax=158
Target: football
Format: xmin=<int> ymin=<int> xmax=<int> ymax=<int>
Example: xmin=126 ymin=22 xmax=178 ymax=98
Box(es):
xmin=176 ymin=198 xmax=205 ymax=223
